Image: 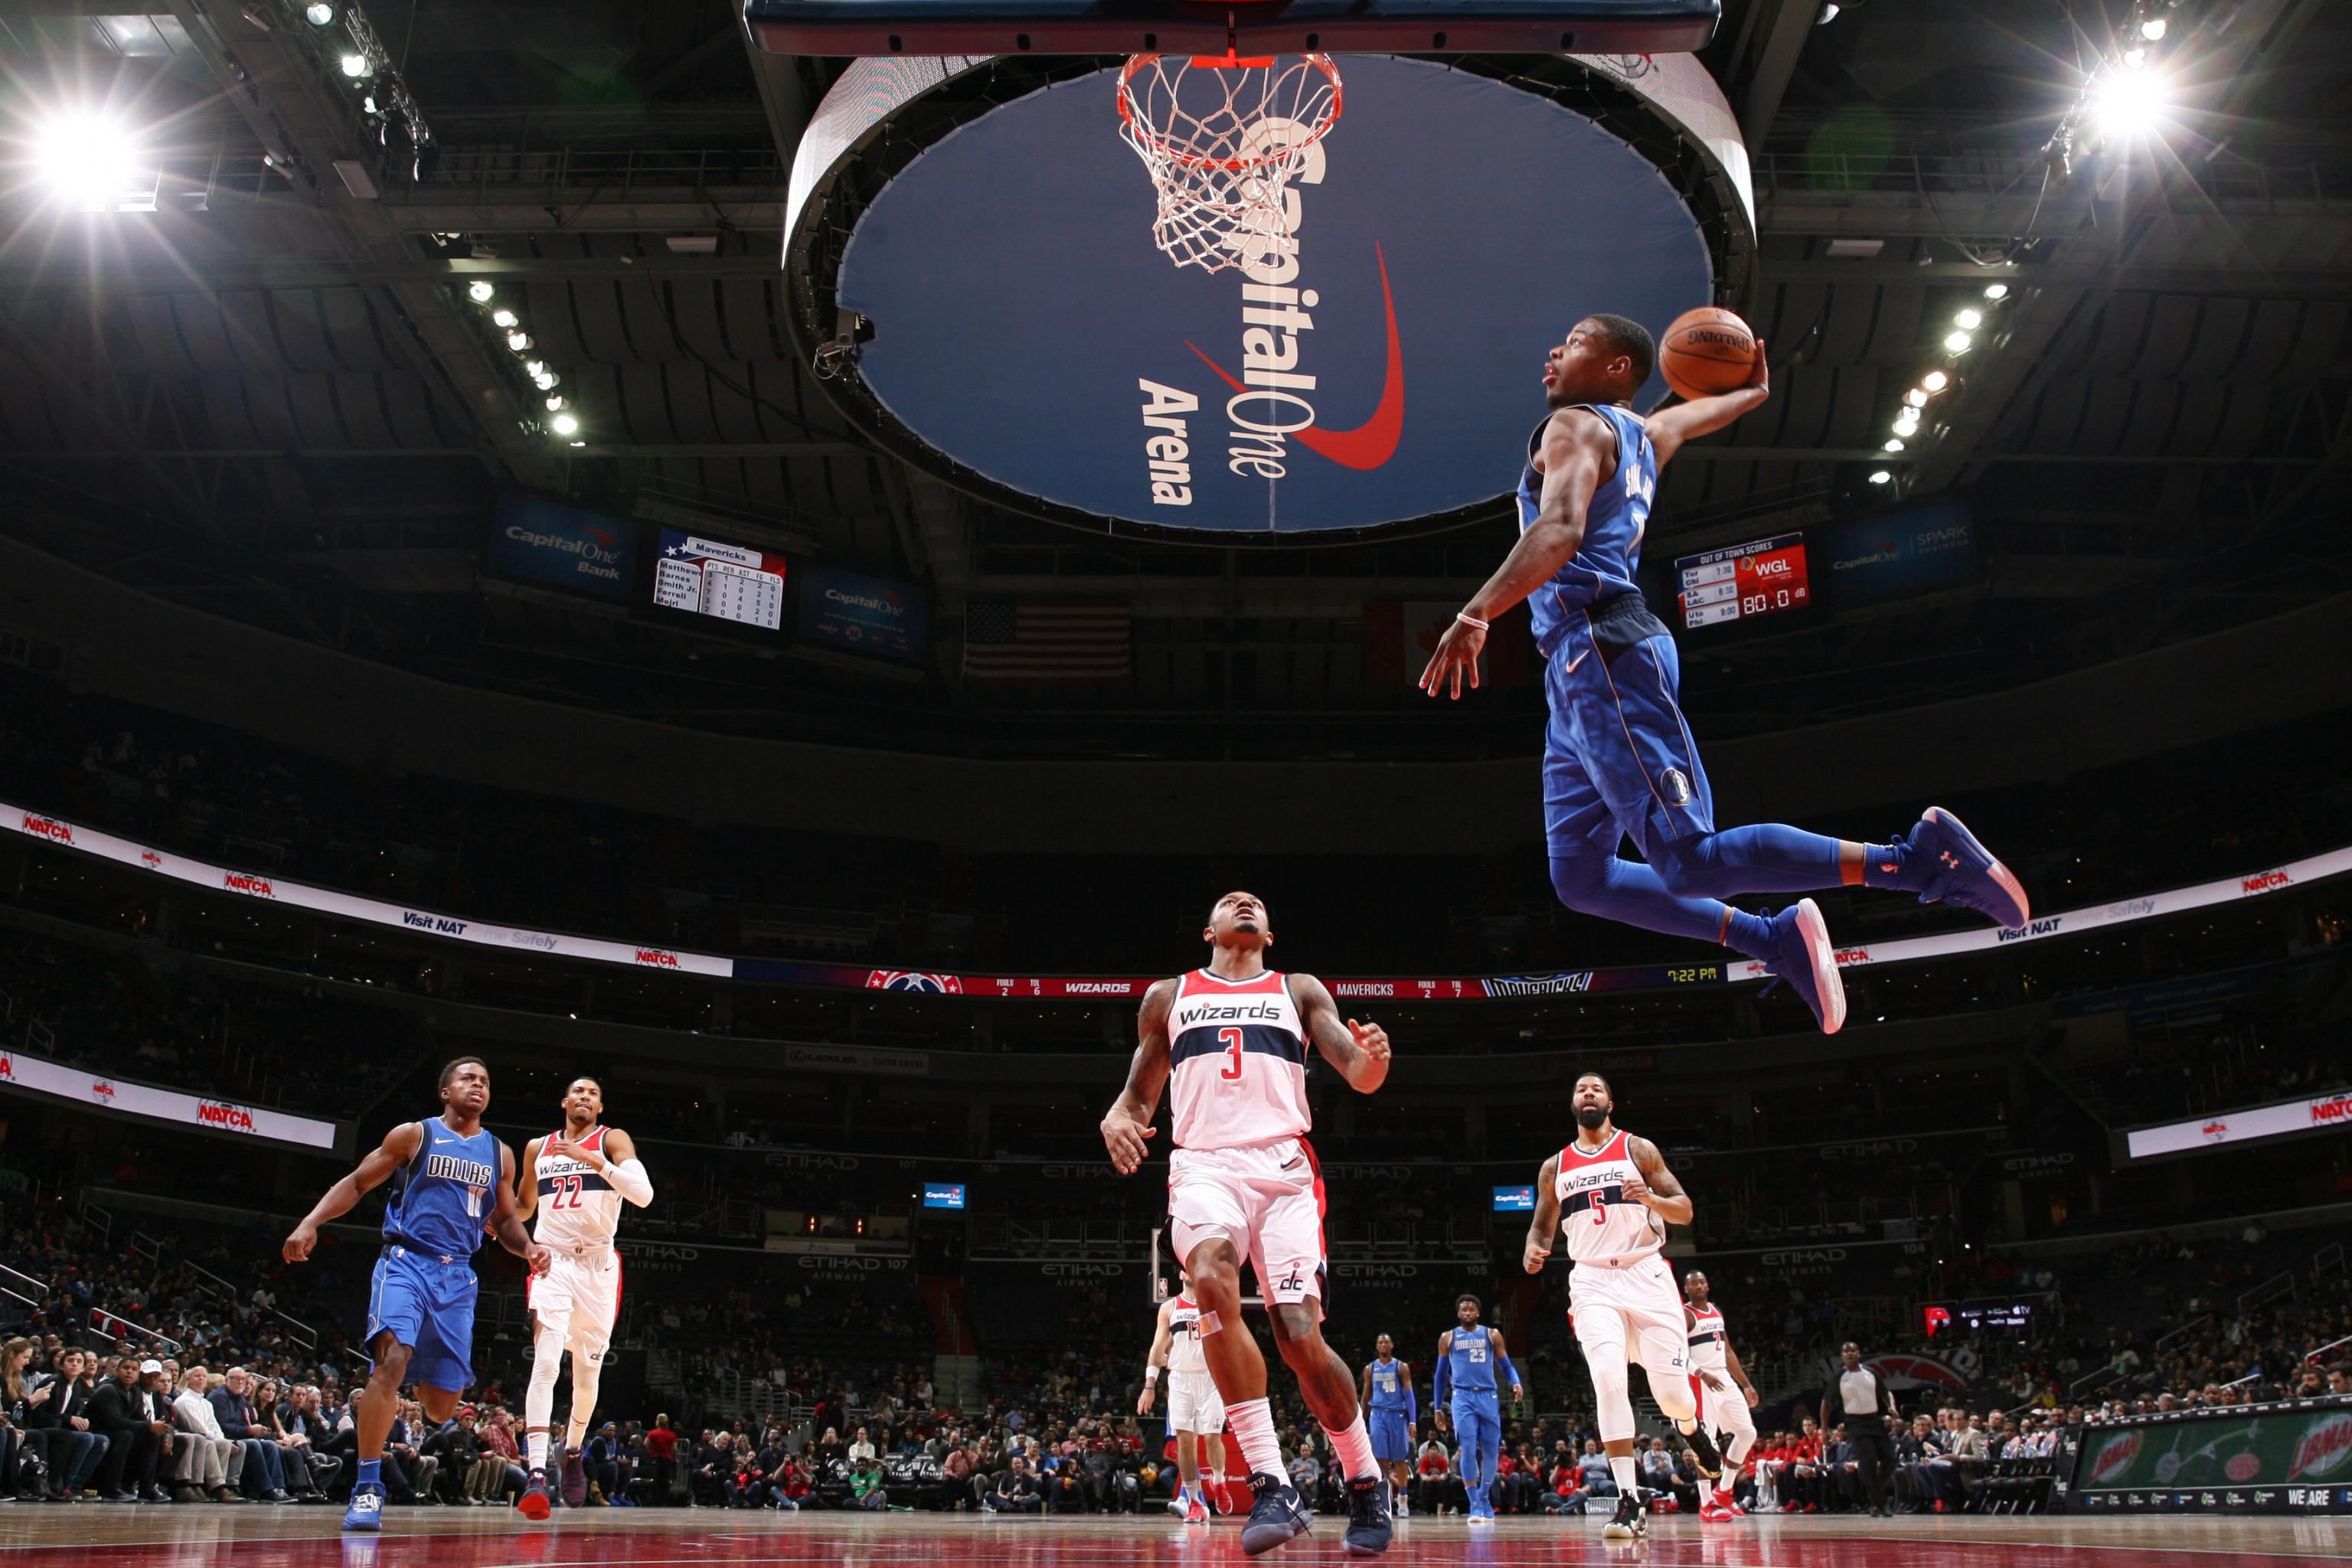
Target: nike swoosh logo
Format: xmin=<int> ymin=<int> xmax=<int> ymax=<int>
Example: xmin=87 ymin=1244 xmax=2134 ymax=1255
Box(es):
xmin=1563 ymin=649 xmax=1589 ymax=674
xmin=1185 ymin=241 xmax=1405 ymax=472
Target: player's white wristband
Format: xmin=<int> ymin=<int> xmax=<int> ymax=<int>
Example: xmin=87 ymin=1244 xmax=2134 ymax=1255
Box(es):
xmin=1455 ymin=611 xmax=1491 ymax=632
xmin=1144 ymin=1364 xmax=1161 ymax=1384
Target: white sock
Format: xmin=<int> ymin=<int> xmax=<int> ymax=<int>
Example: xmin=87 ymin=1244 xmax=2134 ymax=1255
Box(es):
xmin=1609 ymin=1455 xmax=1638 ymax=1495
xmin=528 ymin=1432 xmax=549 ymax=1472
xmin=1227 ymin=1399 xmax=1285 ymax=1479
xmin=1324 ymin=1414 xmax=1379 ymax=1483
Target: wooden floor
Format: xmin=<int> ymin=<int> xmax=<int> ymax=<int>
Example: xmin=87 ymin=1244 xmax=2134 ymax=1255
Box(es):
xmin=1 ymin=1506 xmax=2347 ymax=1567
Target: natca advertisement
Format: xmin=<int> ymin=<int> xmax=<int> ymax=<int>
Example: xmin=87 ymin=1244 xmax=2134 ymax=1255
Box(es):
xmin=2067 ymin=1406 xmax=2352 ymax=1514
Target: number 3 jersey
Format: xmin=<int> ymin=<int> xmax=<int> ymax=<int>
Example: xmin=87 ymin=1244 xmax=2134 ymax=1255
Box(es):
xmin=1553 ymin=1127 xmax=1667 ymax=1265
xmin=534 ymin=1125 xmax=623 ymax=1250
xmin=1168 ymin=968 xmax=1312 ymax=1152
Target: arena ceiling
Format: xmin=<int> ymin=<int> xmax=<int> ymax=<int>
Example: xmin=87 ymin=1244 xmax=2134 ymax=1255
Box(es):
xmin=0 ymin=0 xmax=2346 ymax=753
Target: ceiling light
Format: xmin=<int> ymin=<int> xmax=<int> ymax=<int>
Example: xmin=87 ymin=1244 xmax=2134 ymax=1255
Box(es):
xmin=37 ymin=112 xmax=142 ymax=211
xmin=569 ymin=440 xmax=586 ymax=447
xmin=1883 ymin=439 xmax=1905 ymax=452
xmin=1894 ymin=416 xmax=1920 ymax=437
xmin=2090 ymin=67 xmax=2169 ymax=139
xmin=523 ymin=359 xmax=545 ymax=378
xmin=1945 ymin=330 xmax=1974 ymax=352
xmin=2140 ymin=16 xmax=2167 ymax=40
xmin=2122 ymin=47 xmax=2148 ymax=69
xmin=491 ymin=309 xmax=518 ymax=328
xmin=551 ymin=413 xmax=580 ymax=436
xmin=467 ymin=281 xmax=495 ymax=303
xmin=1868 ymin=470 xmax=1893 ymax=485
xmin=545 ymin=394 xmax=567 ymax=412
xmin=506 ymin=331 xmax=532 ymax=352
xmin=533 ymin=371 xmax=557 ymax=390
xmin=1954 ymin=309 xmax=1983 ymax=330
xmin=1921 ymin=370 xmax=1950 ymax=392
xmin=305 ymin=2 xmax=335 ymax=22
xmin=1904 ymin=387 xmax=1929 ymax=408
xmin=1815 ymin=2 xmax=1838 ymax=21
xmin=1983 ymin=283 xmax=2010 ymax=301
xmin=340 ymin=51 xmax=368 ymax=77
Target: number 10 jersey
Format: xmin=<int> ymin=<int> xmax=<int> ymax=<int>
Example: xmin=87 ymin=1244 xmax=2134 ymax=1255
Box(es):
xmin=1167 ymin=968 xmax=1312 ymax=1152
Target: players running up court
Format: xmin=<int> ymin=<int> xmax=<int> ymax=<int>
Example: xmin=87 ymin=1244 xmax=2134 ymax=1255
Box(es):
xmin=1419 ymin=315 xmax=2030 ymax=1035
xmin=1683 ymin=1269 xmax=1760 ymax=1521
xmin=1524 ymin=1073 xmax=1722 ymax=1540
xmin=1432 ymin=1295 xmax=1522 ymax=1524
xmin=283 ymin=1057 xmax=548 ymax=1533
xmin=1140 ymin=1267 xmax=1228 ymax=1522
xmin=1099 ymin=891 xmax=1394 ymax=1557
xmin=1358 ymin=1334 xmax=1416 ymax=1516
xmin=512 ymin=1077 xmax=653 ymax=1519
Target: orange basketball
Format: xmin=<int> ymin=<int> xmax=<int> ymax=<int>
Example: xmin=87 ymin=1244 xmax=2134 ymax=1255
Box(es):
xmin=1658 ymin=305 xmax=1757 ymax=400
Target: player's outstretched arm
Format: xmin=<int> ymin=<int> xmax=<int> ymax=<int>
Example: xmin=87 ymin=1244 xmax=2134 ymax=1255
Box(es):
xmin=1621 ymin=1136 xmax=1694 ymax=1227
xmin=514 ymin=1135 xmax=544 ymax=1226
xmin=283 ymin=1120 xmax=422 ymax=1263
xmin=492 ymin=1144 xmax=552 ymax=1273
xmin=1642 ymin=337 xmax=1768 ymax=467
xmin=1524 ymin=1155 xmax=1561 ymax=1273
xmin=1419 ymin=410 xmax=1614 ymax=701
xmin=1288 ymin=972 xmax=1389 ymax=1093
xmin=1101 ymin=979 xmax=1175 ymax=1174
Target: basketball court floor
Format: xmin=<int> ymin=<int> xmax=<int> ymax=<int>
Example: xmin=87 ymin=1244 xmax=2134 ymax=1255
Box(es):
xmin=2 ymin=1509 xmax=2345 ymax=1568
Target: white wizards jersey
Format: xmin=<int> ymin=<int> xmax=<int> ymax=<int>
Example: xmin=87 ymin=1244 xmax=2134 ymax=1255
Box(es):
xmin=1687 ymin=1302 xmax=1730 ymax=1372
xmin=1553 ymin=1128 xmax=1666 ymax=1265
xmin=1168 ymin=1295 xmax=1210 ymax=1376
xmin=1167 ymin=968 xmax=1311 ymax=1152
xmin=534 ymin=1125 xmax=624 ymax=1250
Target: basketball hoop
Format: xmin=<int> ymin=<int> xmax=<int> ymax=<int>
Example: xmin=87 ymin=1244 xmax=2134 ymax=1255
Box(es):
xmin=1117 ymin=52 xmax=1342 ymax=273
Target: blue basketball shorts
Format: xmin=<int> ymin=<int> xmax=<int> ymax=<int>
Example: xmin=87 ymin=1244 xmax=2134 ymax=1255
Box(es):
xmin=1541 ymin=604 xmax=1715 ymax=862
xmin=366 ymin=1245 xmax=479 ymax=1394
xmin=1369 ymin=1409 xmax=1414 ymax=1464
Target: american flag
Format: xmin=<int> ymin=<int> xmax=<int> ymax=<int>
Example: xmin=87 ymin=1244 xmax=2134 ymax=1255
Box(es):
xmin=962 ymin=599 xmax=1132 ymax=681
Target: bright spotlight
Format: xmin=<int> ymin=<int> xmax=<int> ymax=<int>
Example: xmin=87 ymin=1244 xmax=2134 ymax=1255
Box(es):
xmin=1983 ymin=283 xmax=2010 ymax=301
xmin=551 ymin=413 xmax=580 ymax=436
xmin=1921 ymin=371 xmax=1949 ymax=392
xmin=2091 ymin=67 xmax=2169 ymax=139
xmin=1868 ymin=470 xmax=1893 ymax=485
xmin=305 ymin=2 xmax=335 ymax=21
xmin=38 ymin=112 xmax=145 ymax=211
xmin=523 ymin=359 xmax=546 ymax=378
xmin=1945 ymin=331 xmax=1973 ymax=353
xmin=340 ymin=51 xmax=368 ymax=77
xmin=533 ymin=371 xmax=557 ymax=391
xmin=1883 ymin=439 xmax=1905 ymax=452
xmin=2140 ymin=15 xmax=2166 ymax=40
xmin=492 ymin=309 xmax=518 ymax=328
xmin=1904 ymin=387 xmax=1929 ymax=408
xmin=507 ymin=331 xmax=533 ymax=352
xmin=467 ymin=280 xmax=495 ymax=303
xmin=1894 ymin=416 xmax=1920 ymax=437
xmin=545 ymin=394 xmax=567 ymax=412
xmin=2122 ymin=47 xmax=2148 ymax=70
xmin=1954 ymin=309 xmax=1983 ymax=331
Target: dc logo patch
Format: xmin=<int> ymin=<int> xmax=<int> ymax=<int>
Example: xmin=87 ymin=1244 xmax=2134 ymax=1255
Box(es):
xmin=1661 ymin=768 xmax=1694 ymax=807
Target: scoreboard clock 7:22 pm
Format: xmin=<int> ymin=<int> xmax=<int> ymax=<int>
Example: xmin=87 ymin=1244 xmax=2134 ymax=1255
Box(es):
xmin=1674 ymin=532 xmax=1811 ymax=630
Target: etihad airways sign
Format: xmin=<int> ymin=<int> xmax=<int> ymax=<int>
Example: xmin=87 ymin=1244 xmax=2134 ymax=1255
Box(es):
xmin=830 ymin=54 xmax=1713 ymax=534
xmin=0 ymin=1044 xmax=336 ymax=1150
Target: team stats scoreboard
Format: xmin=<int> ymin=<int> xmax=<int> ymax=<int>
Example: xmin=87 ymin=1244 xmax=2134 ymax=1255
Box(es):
xmin=1674 ymin=531 xmax=1811 ymax=630
xmin=652 ymin=530 xmax=788 ymax=630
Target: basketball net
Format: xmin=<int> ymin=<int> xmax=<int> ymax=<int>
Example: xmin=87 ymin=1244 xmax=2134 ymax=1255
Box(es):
xmin=1117 ymin=52 xmax=1342 ymax=273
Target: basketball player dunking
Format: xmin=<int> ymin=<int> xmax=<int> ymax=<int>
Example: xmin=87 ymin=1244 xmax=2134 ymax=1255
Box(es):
xmin=1099 ymin=891 xmax=1393 ymax=1557
xmin=1682 ymin=1269 xmax=1760 ymax=1521
xmin=1357 ymin=1335 xmax=1416 ymax=1516
xmin=1419 ymin=318 xmax=2030 ymax=1034
xmin=283 ymin=1057 xmax=548 ymax=1534
xmin=1139 ymin=1266 xmax=1228 ymax=1523
xmin=1524 ymin=1072 xmax=1720 ymax=1541
xmin=512 ymin=1077 xmax=652 ymax=1518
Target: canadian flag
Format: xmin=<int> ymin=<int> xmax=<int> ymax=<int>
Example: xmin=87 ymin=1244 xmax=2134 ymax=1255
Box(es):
xmin=1361 ymin=601 xmax=1532 ymax=688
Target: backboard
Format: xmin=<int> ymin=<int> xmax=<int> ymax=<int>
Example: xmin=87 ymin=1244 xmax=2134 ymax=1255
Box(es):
xmin=744 ymin=0 xmax=1717 ymax=57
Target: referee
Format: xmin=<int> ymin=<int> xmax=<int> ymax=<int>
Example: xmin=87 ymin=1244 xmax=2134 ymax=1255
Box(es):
xmin=1818 ymin=1341 xmax=1898 ymax=1517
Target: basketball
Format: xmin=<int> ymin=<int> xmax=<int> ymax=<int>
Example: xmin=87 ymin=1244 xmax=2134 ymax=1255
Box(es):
xmin=1658 ymin=305 xmax=1758 ymax=400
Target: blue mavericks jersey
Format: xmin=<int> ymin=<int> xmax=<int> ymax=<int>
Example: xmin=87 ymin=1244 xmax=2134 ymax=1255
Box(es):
xmin=382 ymin=1119 xmax=501 ymax=1258
xmin=1516 ymin=403 xmax=1657 ymax=654
xmin=1367 ymin=1359 xmax=1410 ymax=1411
xmin=1448 ymin=1325 xmax=1498 ymax=1397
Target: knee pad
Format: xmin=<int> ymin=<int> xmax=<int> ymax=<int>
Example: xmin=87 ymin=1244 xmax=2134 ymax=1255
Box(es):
xmin=1651 ymin=1374 xmax=1697 ymax=1424
xmin=1586 ymin=1348 xmax=1634 ymax=1444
